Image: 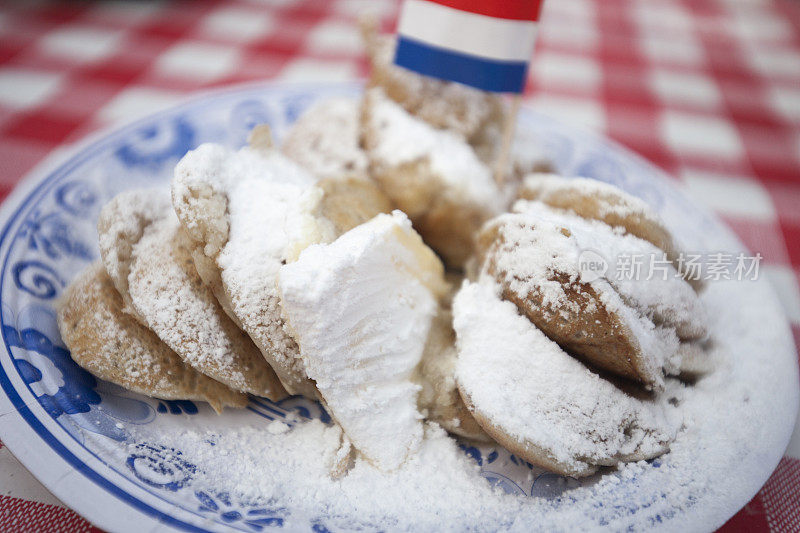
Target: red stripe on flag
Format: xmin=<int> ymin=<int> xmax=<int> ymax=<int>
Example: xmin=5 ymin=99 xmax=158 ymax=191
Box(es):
xmin=424 ymin=0 xmax=544 ymax=21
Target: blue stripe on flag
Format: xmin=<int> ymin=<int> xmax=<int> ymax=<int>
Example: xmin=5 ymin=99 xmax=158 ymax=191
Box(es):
xmin=394 ymin=36 xmax=529 ymax=93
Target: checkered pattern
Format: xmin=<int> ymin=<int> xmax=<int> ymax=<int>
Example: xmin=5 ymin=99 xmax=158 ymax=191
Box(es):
xmin=0 ymin=0 xmax=798 ymax=530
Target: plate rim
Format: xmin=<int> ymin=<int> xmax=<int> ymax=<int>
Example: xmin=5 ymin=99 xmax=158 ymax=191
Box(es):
xmin=0 ymin=80 xmax=795 ymax=533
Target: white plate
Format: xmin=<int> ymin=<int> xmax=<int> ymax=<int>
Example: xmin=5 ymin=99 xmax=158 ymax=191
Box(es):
xmin=0 ymin=82 xmax=795 ymax=532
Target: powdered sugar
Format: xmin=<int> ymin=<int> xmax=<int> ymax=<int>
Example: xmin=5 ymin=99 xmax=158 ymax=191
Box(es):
xmin=516 ymin=174 xmax=693 ymax=289
xmin=58 ymin=263 xmax=246 ymax=411
xmin=481 ymin=212 xmax=584 ymax=312
xmin=521 ymin=174 xmax=656 ymax=220
xmin=278 ymin=211 xmax=447 ymax=471
xmin=280 ymin=97 xmax=369 ymax=179
xmin=123 ymin=251 xmax=798 ymax=530
xmin=519 ymin=200 xmax=705 ymax=339
xmin=512 ymin=200 xmax=707 ymax=368
xmin=172 ymin=143 xmax=318 ymax=257
xmin=131 ymin=420 xmax=521 ymax=530
xmin=96 ymin=188 xmax=172 ymax=310
xmin=173 ymin=143 xmax=316 ymax=202
xmin=266 ymin=420 xmax=290 ymax=435
xmin=482 ymin=210 xmax=682 ymax=386
xmin=218 ymin=178 xmax=335 ymax=310
xmin=216 ymin=177 xmax=334 ymax=393
xmin=365 ymin=88 xmax=505 ymax=213
xmin=130 ymin=214 xmax=235 ymax=371
xmin=173 ymin=143 xmax=328 ymax=396
xmin=454 ymin=280 xmax=680 ymax=475
xmin=126 ymin=211 xmax=282 ymax=398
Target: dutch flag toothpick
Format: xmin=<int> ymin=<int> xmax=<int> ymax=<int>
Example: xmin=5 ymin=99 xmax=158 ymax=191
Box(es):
xmin=393 ymin=0 xmax=545 ymax=93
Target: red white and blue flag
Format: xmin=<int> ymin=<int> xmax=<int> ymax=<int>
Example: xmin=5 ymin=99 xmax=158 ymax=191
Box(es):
xmin=394 ymin=0 xmax=545 ymax=93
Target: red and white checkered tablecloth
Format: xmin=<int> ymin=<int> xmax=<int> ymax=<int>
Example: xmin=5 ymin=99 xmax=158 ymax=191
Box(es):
xmin=0 ymin=0 xmax=798 ymax=531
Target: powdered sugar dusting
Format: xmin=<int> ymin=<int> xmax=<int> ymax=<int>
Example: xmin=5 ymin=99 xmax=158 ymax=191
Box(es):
xmin=124 ymin=247 xmax=798 ymax=531
xmin=218 ymin=178 xmax=334 ymax=314
xmin=173 ymin=143 xmax=328 ymax=396
xmin=513 ymin=200 xmax=707 ymax=371
xmin=365 ymin=88 xmax=505 ymax=213
xmin=454 ymin=280 xmax=680 ymax=474
xmin=278 ymin=212 xmax=446 ymax=471
xmin=127 ymin=211 xmax=282 ymax=398
xmin=482 ymin=210 xmax=681 ymax=385
xmin=174 ymin=143 xmax=316 ymax=202
xmin=481 ymin=212 xmax=583 ymax=312
xmin=58 ymin=263 xmax=246 ymax=410
xmin=131 ymin=421 xmax=520 ymax=530
xmin=97 ymin=188 xmax=172 ymax=309
xmin=281 ymin=97 xmax=369 ymax=179
xmin=521 ymin=174 xmax=655 ymax=220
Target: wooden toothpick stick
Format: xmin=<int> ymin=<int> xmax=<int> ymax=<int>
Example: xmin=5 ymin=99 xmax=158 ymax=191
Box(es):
xmin=494 ymin=95 xmax=521 ymax=188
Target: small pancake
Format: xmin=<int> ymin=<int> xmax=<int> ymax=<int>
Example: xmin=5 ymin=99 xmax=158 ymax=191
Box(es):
xmin=361 ymin=88 xmax=507 ymax=269
xmin=281 ymin=98 xmax=370 ymax=180
xmin=360 ymin=24 xmax=553 ymax=183
xmin=57 ymin=263 xmax=246 ymax=413
xmin=512 ymin=200 xmax=708 ymax=341
xmin=453 ymin=281 xmax=678 ymax=477
xmin=518 ymin=174 xmax=703 ymax=290
xmin=95 ymin=189 xmax=172 ymax=316
xmin=477 ymin=213 xmax=685 ymax=389
xmin=98 ymin=189 xmax=287 ymax=400
xmin=362 ymin=26 xmax=505 ymax=144
xmin=172 ymin=135 xmax=391 ymax=397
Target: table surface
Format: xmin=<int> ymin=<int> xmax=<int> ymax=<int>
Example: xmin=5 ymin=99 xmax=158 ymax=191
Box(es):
xmin=0 ymin=0 xmax=798 ymax=531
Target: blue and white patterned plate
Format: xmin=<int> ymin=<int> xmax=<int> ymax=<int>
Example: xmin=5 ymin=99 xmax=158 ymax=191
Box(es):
xmin=0 ymin=82 xmax=796 ymax=532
